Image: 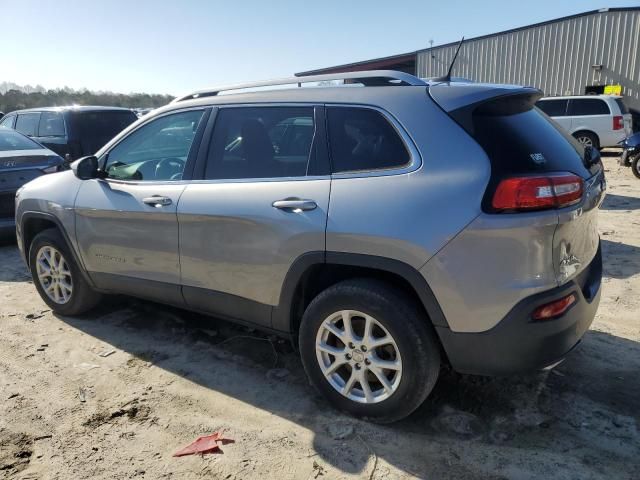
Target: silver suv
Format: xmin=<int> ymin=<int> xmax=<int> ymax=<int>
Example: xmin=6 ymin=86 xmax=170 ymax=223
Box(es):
xmin=15 ymin=71 xmax=605 ymax=423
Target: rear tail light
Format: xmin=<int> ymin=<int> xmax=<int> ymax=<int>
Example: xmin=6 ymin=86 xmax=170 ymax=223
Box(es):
xmin=492 ymin=173 xmax=583 ymax=212
xmin=532 ymin=293 xmax=576 ymax=320
xmin=613 ymin=115 xmax=624 ymax=130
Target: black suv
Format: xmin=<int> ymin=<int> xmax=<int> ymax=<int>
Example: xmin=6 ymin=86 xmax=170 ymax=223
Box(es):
xmin=0 ymin=106 xmax=137 ymax=160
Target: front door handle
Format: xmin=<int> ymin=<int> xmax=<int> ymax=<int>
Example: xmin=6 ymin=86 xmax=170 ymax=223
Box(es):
xmin=272 ymin=198 xmax=317 ymax=211
xmin=143 ymin=195 xmax=172 ymax=207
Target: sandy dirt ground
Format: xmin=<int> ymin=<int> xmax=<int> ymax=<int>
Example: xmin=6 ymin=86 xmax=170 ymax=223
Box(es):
xmin=1 ymin=155 xmax=639 ymax=480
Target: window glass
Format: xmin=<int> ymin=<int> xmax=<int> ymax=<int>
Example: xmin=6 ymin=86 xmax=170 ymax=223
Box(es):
xmin=205 ymin=107 xmax=314 ymax=180
xmin=38 ymin=112 xmax=65 ymax=137
xmin=327 ymin=107 xmax=410 ymax=173
xmin=0 ymin=115 xmax=16 ymax=129
xmin=568 ymin=99 xmax=610 ymax=116
xmin=615 ymin=98 xmax=629 ymax=114
xmin=68 ymin=110 xmax=138 ymax=155
xmin=0 ymin=129 xmax=42 ymax=151
xmin=104 ymin=110 xmax=204 ymax=181
xmin=536 ymin=99 xmax=568 ymax=117
xmin=15 ymin=113 xmax=41 ymax=136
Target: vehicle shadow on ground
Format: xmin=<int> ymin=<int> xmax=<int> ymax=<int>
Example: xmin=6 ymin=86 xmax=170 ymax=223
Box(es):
xmin=601 ymin=239 xmax=640 ymax=279
xmin=0 ymin=239 xmax=31 ymax=283
xmin=2 ymin=243 xmax=638 ymax=477
xmin=52 ymin=295 xmax=640 ymax=478
xmin=600 ymin=193 xmax=640 ymax=211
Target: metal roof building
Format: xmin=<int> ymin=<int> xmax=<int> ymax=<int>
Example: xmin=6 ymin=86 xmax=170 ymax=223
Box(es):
xmin=297 ymin=7 xmax=640 ymax=109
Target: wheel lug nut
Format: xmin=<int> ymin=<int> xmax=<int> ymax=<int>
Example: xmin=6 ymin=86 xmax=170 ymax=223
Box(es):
xmin=355 ymin=363 xmax=361 ymax=370
xmin=361 ymin=346 xmax=367 ymax=352
xmin=345 ymin=353 xmax=352 ymax=360
xmin=364 ymin=359 xmax=371 ymax=365
xmin=348 ymin=342 xmax=355 ymax=349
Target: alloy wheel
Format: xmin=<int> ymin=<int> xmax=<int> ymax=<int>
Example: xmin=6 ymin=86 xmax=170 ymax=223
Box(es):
xmin=36 ymin=246 xmax=73 ymax=304
xmin=577 ymin=135 xmax=593 ymax=147
xmin=315 ymin=310 xmax=402 ymax=404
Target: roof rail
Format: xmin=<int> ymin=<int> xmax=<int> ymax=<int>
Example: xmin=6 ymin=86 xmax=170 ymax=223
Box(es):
xmin=171 ymin=70 xmax=427 ymax=103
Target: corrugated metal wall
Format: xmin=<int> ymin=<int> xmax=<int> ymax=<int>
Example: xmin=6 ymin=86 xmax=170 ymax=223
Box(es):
xmin=417 ymin=9 xmax=640 ymax=109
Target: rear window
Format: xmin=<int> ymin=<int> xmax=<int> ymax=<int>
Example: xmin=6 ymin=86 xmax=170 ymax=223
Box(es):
xmin=69 ymin=110 xmax=137 ymax=155
xmin=327 ymin=107 xmax=410 ymax=173
xmin=472 ymin=105 xmax=598 ymax=180
xmin=15 ymin=113 xmax=41 ymax=136
xmin=568 ymin=98 xmax=610 ymax=116
xmin=615 ymin=98 xmax=629 ymax=114
xmin=536 ymin=99 xmax=568 ymax=117
xmin=0 ymin=129 xmax=42 ymax=151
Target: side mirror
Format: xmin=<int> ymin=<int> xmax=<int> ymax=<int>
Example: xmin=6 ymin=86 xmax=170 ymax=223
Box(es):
xmin=71 ymin=156 xmax=99 ymax=180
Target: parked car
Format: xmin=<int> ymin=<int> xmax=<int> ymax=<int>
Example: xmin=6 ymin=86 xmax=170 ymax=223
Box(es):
xmin=619 ymin=131 xmax=640 ymax=178
xmin=536 ymin=94 xmax=632 ymax=149
xmin=0 ymin=128 xmax=64 ymax=234
xmin=14 ymin=71 xmax=605 ymax=423
xmin=0 ymin=106 xmax=137 ymax=160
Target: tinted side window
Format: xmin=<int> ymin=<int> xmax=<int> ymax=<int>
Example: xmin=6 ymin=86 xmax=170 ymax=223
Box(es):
xmin=38 ymin=112 xmax=65 ymax=137
xmin=104 ymin=110 xmax=204 ymax=181
xmin=205 ymin=107 xmax=314 ymax=180
xmin=536 ymin=99 xmax=568 ymax=117
xmin=69 ymin=110 xmax=138 ymax=155
xmin=568 ymin=99 xmax=610 ymax=116
xmin=0 ymin=115 xmax=16 ymax=129
xmin=15 ymin=113 xmax=41 ymax=136
xmin=327 ymin=107 xmax=410 ymax=173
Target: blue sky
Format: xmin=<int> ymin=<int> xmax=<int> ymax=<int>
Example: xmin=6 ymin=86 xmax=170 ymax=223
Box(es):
xmin=3 ymin=1 xmax=638 ymax=95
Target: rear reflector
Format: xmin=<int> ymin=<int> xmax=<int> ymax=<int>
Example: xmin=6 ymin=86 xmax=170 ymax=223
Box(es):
xmin=613 ymin=115 xmax=624 ymax=130
xmin=492 ymin=173 xmax=583 ymax=212
xmin=532 ymin=293 xmax=577 ymax=320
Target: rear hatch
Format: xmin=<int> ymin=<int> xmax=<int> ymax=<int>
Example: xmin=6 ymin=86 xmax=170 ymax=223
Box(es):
xmin=429 ymin=82 xmax=605 ymax=287
xmin=0 ymin=150 xmax=61 ymax=218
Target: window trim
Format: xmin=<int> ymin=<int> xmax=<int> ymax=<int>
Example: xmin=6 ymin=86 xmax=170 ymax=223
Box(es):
xmin=325 ymin=104 xmax=422 ymax=179
xmin=191 ymin=103 xmax=330 ymax=184
xmin=37 ymin=111 xmax=67 ymax=138
xmin=97 ymin=106 xmax=210 ymax=184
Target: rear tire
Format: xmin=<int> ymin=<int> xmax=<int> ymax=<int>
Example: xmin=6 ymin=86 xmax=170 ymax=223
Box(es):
xmin=632 ymin=154 xmax=640 ymax=179
xmin=573 ymin=131 xmax=599 ymax=150
xmin=299 ymin=278 xmax=440 ymax=423
xmin=29 ymin=228 xmax=102 ymax=315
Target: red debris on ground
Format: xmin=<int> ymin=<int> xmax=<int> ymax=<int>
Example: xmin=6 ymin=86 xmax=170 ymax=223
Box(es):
xmin=173 ymin=431 xmax=234 ymax=457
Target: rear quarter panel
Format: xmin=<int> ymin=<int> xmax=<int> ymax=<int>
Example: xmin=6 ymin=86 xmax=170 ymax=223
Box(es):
xmin=326 ymin=92 xmax=490 ymax=269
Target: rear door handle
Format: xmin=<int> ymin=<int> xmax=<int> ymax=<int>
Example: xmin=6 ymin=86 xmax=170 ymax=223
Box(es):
xmin=143 ymin=195 xmax=172 ymax=207
xmin=272 ymin=198 xmax=317 ymax=211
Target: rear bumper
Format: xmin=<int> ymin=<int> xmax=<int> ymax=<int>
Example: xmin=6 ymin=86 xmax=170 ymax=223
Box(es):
xmin=436 ymin=243 xmax=602 ymax=376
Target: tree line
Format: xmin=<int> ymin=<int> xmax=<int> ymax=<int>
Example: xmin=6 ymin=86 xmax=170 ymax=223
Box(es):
xmin=0 ymin=89 xmax=173 ymax=114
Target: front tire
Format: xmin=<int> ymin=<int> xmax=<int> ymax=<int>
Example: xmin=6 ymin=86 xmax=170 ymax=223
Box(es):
xmin=29 ymin=228 xmax=102 ymax=315
xmin=299 ymin=278 xmax=440 ymax=423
